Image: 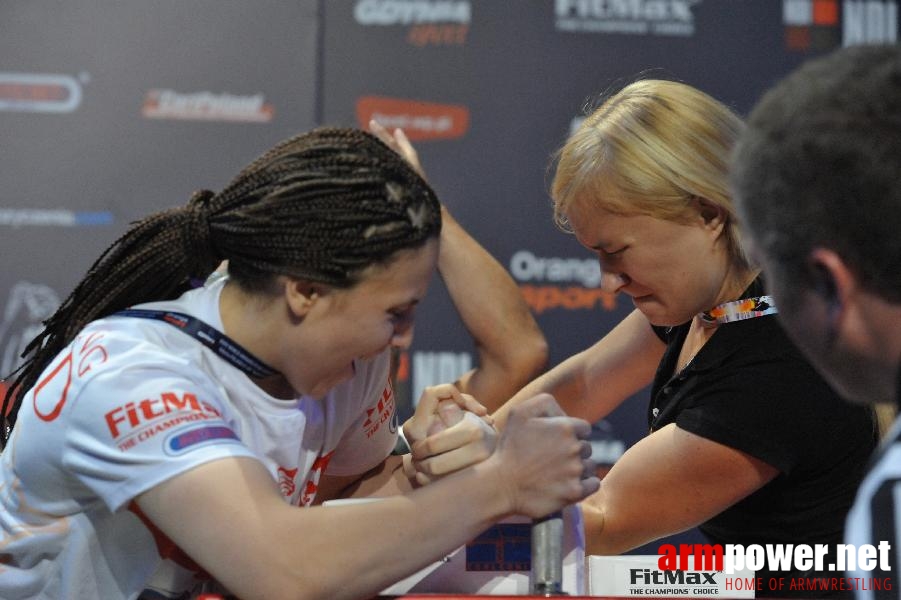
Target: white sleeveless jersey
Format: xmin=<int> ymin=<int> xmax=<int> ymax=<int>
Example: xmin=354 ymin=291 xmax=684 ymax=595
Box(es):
xmin=844 ymin=416 xmax=901 ymax=600
xmin=0 ymin=278 xmax=398 ymax=599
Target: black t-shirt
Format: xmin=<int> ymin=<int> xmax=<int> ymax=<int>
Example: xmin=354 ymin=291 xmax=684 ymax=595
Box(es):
xmin=650 ymin=279 xmax=877 ymax=596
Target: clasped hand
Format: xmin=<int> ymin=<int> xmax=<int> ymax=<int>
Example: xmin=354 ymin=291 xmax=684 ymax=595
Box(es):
xmin=402 ymin=383 xmax=497 ymax=486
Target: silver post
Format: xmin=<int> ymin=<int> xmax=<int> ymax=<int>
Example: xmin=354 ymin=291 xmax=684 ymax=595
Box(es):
xmin=531 ymin=510 xmax=566 ymax=596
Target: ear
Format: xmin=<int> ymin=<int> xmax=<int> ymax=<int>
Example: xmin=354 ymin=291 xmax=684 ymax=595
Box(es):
xmin=283 ymin=278 xmax=323 ymax=318
xmin=692 ymin=196 xmax=727 ymax=234
xmin=807 ymin=248 xmax=858 ymax=326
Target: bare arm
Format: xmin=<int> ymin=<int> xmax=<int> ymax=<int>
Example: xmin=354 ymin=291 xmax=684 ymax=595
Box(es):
xmin=136 ymin=394 xmax=599 ymax=600
xmin=581 ymin=423 xmax=778 ymax=554
xmin=314 ymin=384 xmax=496 ymax=499
xmin=369 ymin=120 xmax=548 ymax=410
xmin=494 ymin=308 xmax=665 ymax=427
xmin=437 ymin=206 xmax=548 ymax=409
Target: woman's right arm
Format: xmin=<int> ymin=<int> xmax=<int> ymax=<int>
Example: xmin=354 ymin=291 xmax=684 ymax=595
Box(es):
xmin=493 ymin=309 xmax=665 ymax=428
xmin=136 ymin=393 xmax=598 ymax=600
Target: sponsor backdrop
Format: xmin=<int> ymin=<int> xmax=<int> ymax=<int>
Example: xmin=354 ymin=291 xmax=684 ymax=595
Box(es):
xmin=1 ymin=0 xmax=898 ymax=550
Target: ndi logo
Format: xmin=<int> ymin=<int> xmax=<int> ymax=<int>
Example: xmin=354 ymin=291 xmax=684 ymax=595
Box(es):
xmin=843 ymin=0 xmax=898 ymax=44
xmin=783 ymin=0 xmax=897 ymax=51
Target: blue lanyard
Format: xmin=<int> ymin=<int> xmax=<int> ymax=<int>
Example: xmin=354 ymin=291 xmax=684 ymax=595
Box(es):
xmin=114 ymin=309 xmax=278 ymax=379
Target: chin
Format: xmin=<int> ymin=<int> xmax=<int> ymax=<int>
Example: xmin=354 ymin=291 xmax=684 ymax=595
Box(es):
xmin=636 ymin=304 xmax=692 ymax=328
xmin=307 ymin=368 xmax=356 ymax=399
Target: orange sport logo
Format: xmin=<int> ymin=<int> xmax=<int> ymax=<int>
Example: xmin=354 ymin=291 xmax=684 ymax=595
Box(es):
xmin=509 ymin=250 xmax=618 ymax=314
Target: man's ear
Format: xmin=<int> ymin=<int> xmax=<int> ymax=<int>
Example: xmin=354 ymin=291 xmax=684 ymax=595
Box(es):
xmin=284 ymin=279 xmax=323 ymax=318
xmin=807 ymin=248 xmax=857 ymax=325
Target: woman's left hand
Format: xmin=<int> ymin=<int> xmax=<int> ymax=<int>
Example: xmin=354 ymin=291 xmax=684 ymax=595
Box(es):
xmin=402 ymin=383 xmax=497 ymax=486
xmin=369 ymin=120 xmax=426 ymax=179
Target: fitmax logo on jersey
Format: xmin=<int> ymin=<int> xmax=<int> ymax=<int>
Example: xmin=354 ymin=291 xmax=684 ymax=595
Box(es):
xmin=555 ymin=0 xmax=701 ymax=36
xmin=510 ymin=250 xmax=618 ymax=314
xmin=354 ymin=0 xmax=470 ymax=46
xmin=105 ymin=392 xmax=223 ymax=450
xmin=142 ymin=89 xmax=274 ymax=123
xmin=783 ymin=0 xmax=898 ymax=51
xmin=0 ymin=72 xmax=85 ymax=113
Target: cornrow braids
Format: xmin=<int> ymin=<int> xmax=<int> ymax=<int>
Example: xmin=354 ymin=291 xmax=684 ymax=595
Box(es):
xmin=1 ymin=127 xmax=440 ymax=446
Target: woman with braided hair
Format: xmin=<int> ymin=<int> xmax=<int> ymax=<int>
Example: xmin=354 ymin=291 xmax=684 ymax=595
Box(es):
xmin=0 ymin=127 xmax=598 ymax=600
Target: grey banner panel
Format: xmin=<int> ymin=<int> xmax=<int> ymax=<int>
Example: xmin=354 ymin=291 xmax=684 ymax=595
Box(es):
xmin=1 ymin=0 xmax=319 ymax=380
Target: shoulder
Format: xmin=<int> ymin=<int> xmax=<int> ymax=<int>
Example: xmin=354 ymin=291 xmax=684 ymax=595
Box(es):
xmin=29 ymin=318 xmax=224 ymax=427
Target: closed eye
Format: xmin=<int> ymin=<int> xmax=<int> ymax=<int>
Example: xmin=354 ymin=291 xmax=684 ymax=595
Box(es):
xmin=389 ymin=306 xmax=415 ymax=324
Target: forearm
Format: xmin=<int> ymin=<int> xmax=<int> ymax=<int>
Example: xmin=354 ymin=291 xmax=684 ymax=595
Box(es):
xmin=494 ymin=310 xmax=663 ymax=428
xmin=439 ymin=207 xmax=548 ymax=408
xmin=493 ymin=351 xmax=593 ymax=428
xmin=581 ymin=487 xmax=662 ymax=556
xmin=141 ymin=457 xmax=512 ymax=600
xmin=280 ymin=459 xmax=512 ymax=600
xmin=327 ymin=454 xmax=417 ymax=500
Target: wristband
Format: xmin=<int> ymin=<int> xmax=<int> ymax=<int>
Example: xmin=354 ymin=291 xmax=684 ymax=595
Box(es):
xmin=391 ymin=424 xmax=412 ymax=455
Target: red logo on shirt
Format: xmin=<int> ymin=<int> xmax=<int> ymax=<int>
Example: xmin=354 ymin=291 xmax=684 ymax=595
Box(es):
xmin=104 ymin=392 xmax=223 ymax=451
xmin=362 ymin=382 xmax=395 ymax=439
xmin=300 ymin=451 xmax=334 ymax=506
xmin=32 ymin=331 xmax=108 ymax=422
xmin=277 ymin=466 xmax=299 ymax=497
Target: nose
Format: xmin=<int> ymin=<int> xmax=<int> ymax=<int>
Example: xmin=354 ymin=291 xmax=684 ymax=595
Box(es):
xmin=391 ymin=324 xmax=415 ymax=350
xmin=600 ymin=269 xmax=629 ymax=294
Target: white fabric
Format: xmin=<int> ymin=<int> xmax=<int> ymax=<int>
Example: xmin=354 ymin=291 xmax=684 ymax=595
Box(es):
xmin=0 ymin=278 xmax=397 ymax=599
xmin=844 ymin=416 xmax=901 ymax=600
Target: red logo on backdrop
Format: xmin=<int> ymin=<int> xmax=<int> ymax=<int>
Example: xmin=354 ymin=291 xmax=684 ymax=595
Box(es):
xmin=784 ymin=0 xmax=898 ymax=51
xmin=356 ymin=96 xmax=470 ymax=141
xmin=0 ymin=72 xmax=83 ymax=113
xmin=783 ymin=0 xmax=840 ymax=51
xmin=142 ymin=89 xmax=274 ymax=123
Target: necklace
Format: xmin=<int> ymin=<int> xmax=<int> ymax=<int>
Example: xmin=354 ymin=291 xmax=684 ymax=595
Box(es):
xmin=677 ymin=295 xmax=778 ymax=372
xmin=653 ymin=294 xmax=778 ymax=423
xmin=698 ymin=295 xmax=778 ymax=326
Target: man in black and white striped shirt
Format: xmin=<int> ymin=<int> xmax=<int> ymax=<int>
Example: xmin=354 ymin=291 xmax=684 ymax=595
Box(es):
xmin=732 ymin=44 xmax=901 ymax=600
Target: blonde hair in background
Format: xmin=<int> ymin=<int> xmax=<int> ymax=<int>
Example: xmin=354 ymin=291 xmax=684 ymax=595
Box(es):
xmin=551 ymin=79 xmax=749 ymax=268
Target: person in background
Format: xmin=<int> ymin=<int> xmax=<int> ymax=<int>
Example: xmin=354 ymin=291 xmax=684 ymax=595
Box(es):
xmin=0 ymin=127 xmax=597 ymax=600
xmin=731 ymin=45 xmax=901 ymax=598
xmin=369 ymin=119 xmax=548 ymax=410
xmin=491 ymin=78 xmax=877 ymax=596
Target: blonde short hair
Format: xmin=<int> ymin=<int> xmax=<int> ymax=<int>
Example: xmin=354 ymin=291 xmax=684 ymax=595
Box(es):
xmin=552 ymin=79 xmax=749 ymax=267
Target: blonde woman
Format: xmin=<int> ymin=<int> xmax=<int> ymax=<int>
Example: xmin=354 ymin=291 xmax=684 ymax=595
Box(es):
xmin=494 ymin=80 xmax=876 ymax=595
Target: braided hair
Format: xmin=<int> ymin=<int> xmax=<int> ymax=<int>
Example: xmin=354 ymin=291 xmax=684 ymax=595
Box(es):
xmin=1 ymin=127 xmax=441 ymax=445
